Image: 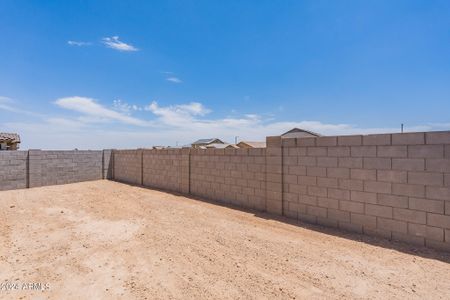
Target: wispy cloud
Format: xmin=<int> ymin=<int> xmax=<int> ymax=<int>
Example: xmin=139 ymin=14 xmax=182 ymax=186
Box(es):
xmin=55 ymin=96 xmax=149 ymax=126
xmin=5 ymin=97 xmax=450 ymax=150
xmin=101 ymin=36 xmax=138 ymax=52
xmin=166 ymin=77 xmax=182 ymax=83
xmin=67 ymin=40 xmax=92 ymax=46
xmin=0 ymin=96 xmax=43 ymax=117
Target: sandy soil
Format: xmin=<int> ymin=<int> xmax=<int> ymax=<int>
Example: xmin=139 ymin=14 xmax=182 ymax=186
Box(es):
xmin=1 ymin=180 xmax=450 ymax=299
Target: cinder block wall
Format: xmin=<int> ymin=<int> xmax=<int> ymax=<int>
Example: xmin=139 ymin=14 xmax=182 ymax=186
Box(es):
xmin=281 ymin=131 xmax=450 ymax=251
xmin=0 ymin=151 xmax=28 ymax=191
xmin=190 ymin=148 xmax=266 ymax=210
xmin=143 ymin=149 xmax=184 ymax=191
xmin=0 ymin=150 xmax=111 ymax=191
xmin=113 ymin=150 xmax=142 ymax=185
xmin=29 ymin=150 xmax=103 ymax=187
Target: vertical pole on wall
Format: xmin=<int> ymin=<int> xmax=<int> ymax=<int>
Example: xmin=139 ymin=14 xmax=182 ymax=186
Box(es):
xmin=265 ymin=136 xmax=283 ymax=216
xmin=26 ymin=150 xmax=30 ymax=188
xmin=141 ymin=149 xmax=144 ymax=186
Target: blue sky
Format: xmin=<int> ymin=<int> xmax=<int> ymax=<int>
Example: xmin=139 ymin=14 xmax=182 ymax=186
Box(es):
xmin=1 ymin=0 xmax=450 ymax=149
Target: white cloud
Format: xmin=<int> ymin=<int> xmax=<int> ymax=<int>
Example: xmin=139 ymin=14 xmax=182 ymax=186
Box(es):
xmin=102 ymin=36 xmax=138 ymax=52
xmin=4 ymin=97 xmax=450 ymax=150
xmin=67 ymin=40 xmax=92 ymax=46
xmin=0 ymin=96 xmax=43 ymax=117
xmin=55 ymin=96 xmax=149 ymax=126
xmin=166 ymin=77 xmax=182 ymax=83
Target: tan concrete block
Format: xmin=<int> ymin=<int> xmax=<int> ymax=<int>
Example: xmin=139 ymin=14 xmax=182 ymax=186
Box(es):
xmin=340 ymin=200 xmax=365 ymax=213
xmin=351 ymin=213 xmax=376 ymax=228
xmin=298 ymin=156 xmax=316 ymax=166
xmin=284 ymin=156 xmax=298 ymax=165
xmin=307 ymin=147 xmax=327 ymax=156
xmin=363 ymin=158 xmax=391 ymax=170
xmin=317 ymin=197 xmax=339 ymax=209
xmin=297 ymin=137 xmax=316 ymax=147
xmin=446 ymin=229 xmax=450 ymax=242
xmin=284 ymin=174 xmax=297 ymax=184
xmin=289 ymin=184 xmax=307 ymax=195
xmin=392 ymin=183 xmax=425 ymax=197
xmin=339 ymin=179 xmax=364 ymax=191
xmin=327 ymin=167 xmax=350 ymax=179
xmin=351 ymin=190 xmax=377 ymax=204
xmin=426 ymin=159 xmax=450 ymax=172
xmin=317 ymin=177 xmax=338 ymax=188
xmin=365 ymin=204 xmax=393 ymax=218
xmin=378 ymin=217 xmax=407 ymax=233
xmin=339 ymin=222 xmax=363 ymax=233
xmin=288 ymin=147 xmax=306 ymax=156
xmin=393 ymin=208 xmax=426 ymax=224
xmin=408 ymin=145 xmax=444 ymax=158
xmin=316 ymin=136 xmax=337 ymax=147
xmin=351 ymin=169 xmax=376 ymax=181
xmin=266 ymin=164 xmax=282 ymax=174
xmin=266 ymin=199 xmax=282 ymax=215
xmin=338 ymin=135 xmax=362 ymax=146
xmin=338 ymin=157 xmax=363 ymax=168
xmin=377 ymin=194 xmax=408 ymax=208
xmin=317 ymin=157 xmax=338 ymax=167
xmin=266 ymin=136 xmax=282 ymax=147
xmin=298 ymin=212 xmax=317 ymax=224
xmin=377 ymin=170 xmax=407 ymax=183
xmin=363 ymin=134 xmax=391 ymax=146
xmin=308 ymin=186 xmax=327 ymax=197
xmin=391 ymin=232 xmax=425 ymax=246
xmin=379 ymin=145 xmax=410 ymax=158
xmin=288 ymin=165 xmax=307 ymax=176
xmin=445 ymin=174 xmax=450 ymax=187
xmin=266 ymin=147 xmax=281 ymax=157
xmin=447 ymin=202 xmax=450 ymax=215
xmin=328 ymin=188 xmax=350 ymax=200
xmin=408 ymin=171 xmax=443 ymax=186
xmin=446 ymin=145 xmax=450 ymax=159
xmin=426 ymin=131 xmax=450 ymax=144
xmin=282 ymin=138 xmax=296 ymax=147
xmin=328 ymin=146 xmax=350 ymax=157
xmin=297 ymin=175 xmax=317 ymax=186
xmin=408 ymin=223 xmax=444 ymax=242
xmin=392 ymin=132 xmax=425 ymax=145
xmin=298 ymin=194 xmax=317 ymax=206
xmin=392 ymin=158 xmax=425 ymax=171
xmin=409 ymin=197 xmax=444 ymax=214
xmin=351 ymin=146 xmax=377 ymax=157
xmin=364 ymin=181 xmax=392 ymax=194
xmin=427 ymin=213 xmax=450 ymax=229
xmin=306 ymin=166 xmax=326 ymax=177
xmin=426 ymin=186 xmax=450 ymax=200
xmin=307 ymin=205 xmax=327 ymax=218
xmin=328 ymin=209 xmax=350 ymax=222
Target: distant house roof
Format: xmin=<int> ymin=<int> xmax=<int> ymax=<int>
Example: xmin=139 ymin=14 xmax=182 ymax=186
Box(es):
xmin=205 ymin=143 xmax=238 ymax=149
xmin=281 ymin=128 xmax=321 ymax=139
xmin=0 ymin=132 xmax=20 ymax=143
xmin=237 ymin=141 xmax=266 ymax=148
xmin=191 ymin=138 xmax=225 ymax=145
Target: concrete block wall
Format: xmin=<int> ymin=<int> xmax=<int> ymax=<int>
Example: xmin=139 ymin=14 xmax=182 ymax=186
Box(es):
xmin=281 ymin=131 xmax=450 ymax=251
xmin=142 ymin=149 xmax=184 ymax=191
xmin=190 ymin=148 xmax=266 ymax=210
xmin=0 ymin=150 xmax=111 ymax=191
xmin=0 ymin=151 xmax=28 ymax=191
xmin=28 ymin=150 xmax=103 ymax=188
xmin=113 ymin=150 xmax=142 ymax=185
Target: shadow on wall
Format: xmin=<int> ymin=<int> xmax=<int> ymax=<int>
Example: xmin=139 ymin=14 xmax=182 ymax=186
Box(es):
xmin=114 ymin=180 xmax=450 ymax=265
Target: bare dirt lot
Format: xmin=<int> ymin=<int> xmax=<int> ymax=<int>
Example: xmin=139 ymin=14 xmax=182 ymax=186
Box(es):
xmin=1 ymin=180 xmax=450 ymax=299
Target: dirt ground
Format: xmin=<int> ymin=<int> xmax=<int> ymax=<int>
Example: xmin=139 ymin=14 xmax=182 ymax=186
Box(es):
xmin=1 ymin=180 xmax=450 ymax=299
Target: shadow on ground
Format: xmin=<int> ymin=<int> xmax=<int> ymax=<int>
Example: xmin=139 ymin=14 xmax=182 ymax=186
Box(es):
xmin=117 ymin=180 xmax=450 ymax=265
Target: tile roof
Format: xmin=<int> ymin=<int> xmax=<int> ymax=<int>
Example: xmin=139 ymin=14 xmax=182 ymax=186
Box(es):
xmin=0 ymin=132 xmax=20 ymax=143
